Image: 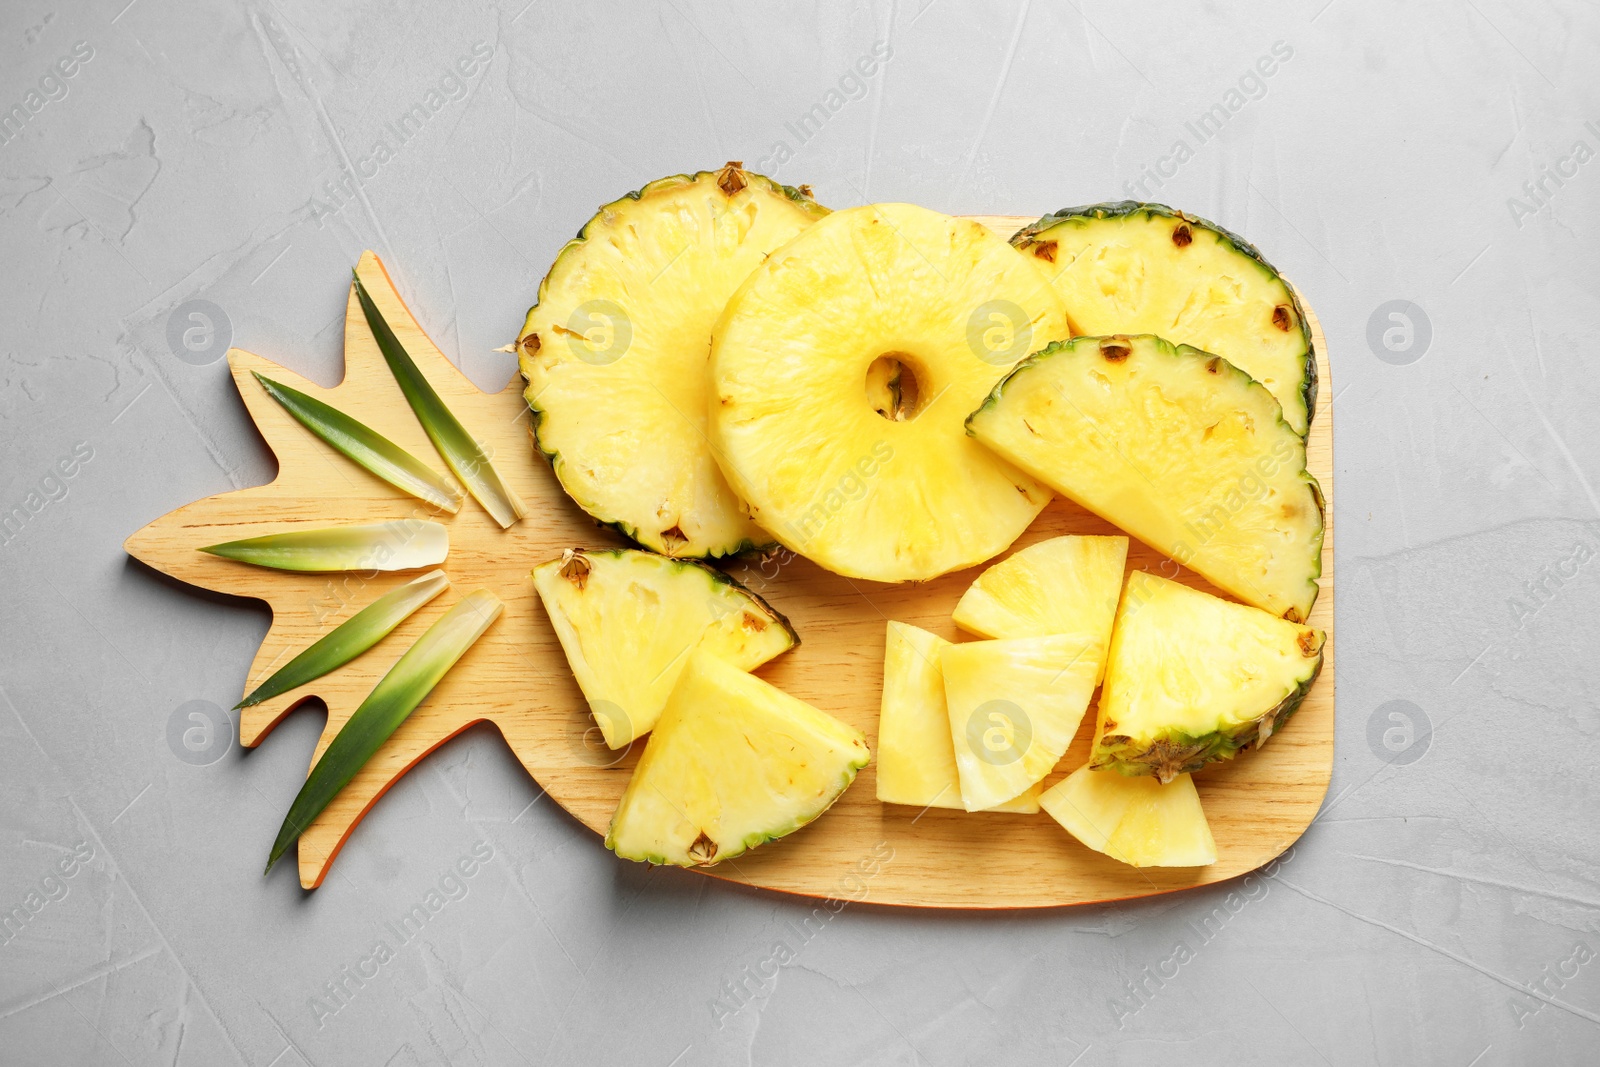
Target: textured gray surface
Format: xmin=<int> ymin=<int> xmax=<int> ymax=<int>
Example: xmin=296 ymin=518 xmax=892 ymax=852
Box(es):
xmin=1 ymin=0 xmax=1597 ymax=1063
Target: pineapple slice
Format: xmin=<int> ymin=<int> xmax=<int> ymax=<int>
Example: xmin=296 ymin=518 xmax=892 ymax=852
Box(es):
xmin=876 ymin=622 xmax=1040 ymax=813
xmin=951 ymin=534 xmax=1127 ymax=685
xmin=1040 ymin=764 xmax=1216 ymax=868
xmin=532 ymin=548 xmax=796 ymax=748
xmin=967 ymin=334 xmax=1323 ymax=621
xmin=709 ymin=203 xmax=1071 ymax=582
xmin=606 ymin=649 xmax=869 ymax=866
xmin=940 ymin=634 xmax=1102 ymax=811
xmin=519 ymin=164 xmax=829 ymax=558
xmin=1013 ymin=201 xmax=1316 ymax=434
xmin=1092 ymin=571 xmax=1324 ymax=781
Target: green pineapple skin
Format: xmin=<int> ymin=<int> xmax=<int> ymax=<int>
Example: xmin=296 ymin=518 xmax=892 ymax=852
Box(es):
xmin=1011 ymin=200 xmax=1317 ymax=434
xmin=605 ymin=762 xmax=865 ymax=868
xmin=1091 ymin=650 xmax=1324 ymax=779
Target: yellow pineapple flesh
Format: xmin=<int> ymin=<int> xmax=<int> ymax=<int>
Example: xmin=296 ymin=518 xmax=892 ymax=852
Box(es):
xmin=1040 ymin=764 xmax=1216 ymax=868
xmin=967 ymin=333 xmax=1322 ymax=620
xmin=709 ymin=203 xmax=1071 ymax=582
xmin=532 ymin=548 xmax=796 ymax=748
xmin=1092 ymin=571 xmax=1324 ymax=781
xmin=940 ymin=634 xmax=1102 ymax=811
xmin=875 ymin=622 xmax=1040 ymax=813
xmin=951 ymin=534 xmax=1127 ymax=685
xmin=606 ymin=649 xmax=868 ymax=867
xmin=520 ymin=165 xmax=828 ymax=558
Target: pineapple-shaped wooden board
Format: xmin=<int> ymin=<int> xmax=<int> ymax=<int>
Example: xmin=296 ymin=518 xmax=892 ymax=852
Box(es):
xmin=125 ymin=226 xmax=1335 ymax=905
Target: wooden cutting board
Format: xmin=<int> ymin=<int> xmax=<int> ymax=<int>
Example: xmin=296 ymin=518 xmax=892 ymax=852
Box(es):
xmin=124 ymin=220 xmax=1333 ymax=906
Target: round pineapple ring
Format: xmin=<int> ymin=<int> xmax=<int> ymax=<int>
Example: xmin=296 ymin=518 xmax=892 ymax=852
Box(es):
xmin=518 ymin=164 xmax=829 ymax=558
xmin=709 ymin=203 xmax=1072 ymax=583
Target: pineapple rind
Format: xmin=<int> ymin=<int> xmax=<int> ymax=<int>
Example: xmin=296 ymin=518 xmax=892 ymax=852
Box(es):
xmin=1090 ymin=571 xmax=1325 ymax=781
xmin=1092 ymin=661 xmax=1323 ymax=780
xmin=533 ymin=548 xmax=797 ymax=748
xmin=519 ymin=165 xmax=829 ymax=559
xmin=605 ymin=649 xmax=869 ymax=867
xmin=1012 ymin=200 xmax=1316 ymax=435
xmin=967 ymin=334 xmax=1323 ymax=621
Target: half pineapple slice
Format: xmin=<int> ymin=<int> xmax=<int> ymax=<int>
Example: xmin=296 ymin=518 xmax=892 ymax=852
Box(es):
xmin=968 ymin=334 xmax=1323 ymax=621
xmin=952 ymin=534 xmax=1127 ymax=685
xmin=709 ymin=203 xmax=1071 ymax=582
xmin=1040 ymin=764 xmax=1216 ymax=868
xmin=941 ymin=634 xmax=1103 ymax=811
xmin=1014 ymin=201 xmax=1316 ymax=434
xmin=533 ymin=548 xmax=796 ymax=748
xmin=519 ymin=164 xmax=828 ymax=558
xmin=606 ymin=649 xmax=869 ymax=866
xmin=1092 ymin=571 xmax=1324 ymax=781
xmin=876 ymin=622 xmax=1040 ymax=813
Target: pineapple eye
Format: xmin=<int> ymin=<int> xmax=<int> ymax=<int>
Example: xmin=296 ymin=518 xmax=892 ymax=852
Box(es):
xmin=715 ymin=161 xmax=747 ymax=196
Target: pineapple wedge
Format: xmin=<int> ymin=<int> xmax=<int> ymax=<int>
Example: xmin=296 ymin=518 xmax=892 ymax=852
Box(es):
xmin=876 ymin=622 xmax=1040 ymax=813
xmin=1092 ymin=571 xmax=1324 ymax=781
xmin=519 ymin=164 xmax=828 ymax=558
xmin=952 ymin=534 xmax=1127 ymax=685
xmin=532 ymin=548 xmax=796 ymax=748
xmin=967 ymin=334 xmax=1323 ymax=621
xmin=1040 ymin=764 xmax=1216 ymax=868
xmin=1013 ymin=201 xmax=1316 ymax=434
xmin=606 ymin=649 xmax=869 ymax=866
xmin=709 ymin=202 xmax=1071 ymax=582
xmin=941 ymin=634 xmax=1102 ymax=812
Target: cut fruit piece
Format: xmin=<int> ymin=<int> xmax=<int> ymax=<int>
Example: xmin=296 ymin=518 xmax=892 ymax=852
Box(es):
xmin=519 ymin=163 xmax=829 ymax=558
xmin=967 ymin=334 xmax=1323 ymax=621
xmin=1014 ymin=201 xmax=1316 ymax=434
xmin=532 ymin=547 xmax=797 ymax=748
xmin=940 ymin=634 xmax=1102 ymax=812
xmin=606 ymin=649 xmax=869 ymax=867
xmin=875 ymin=622 xmax=1040 ymax=814
xmin=951 ymin=534 xmax=1127 ymax=685
xmin=1039 ymin=764 xmax=1216 ymax=868
xmin=709 ymin=202 xmax=1071 ymax=583
xmin=1091 ymin=571 xmax=1325 ymax=781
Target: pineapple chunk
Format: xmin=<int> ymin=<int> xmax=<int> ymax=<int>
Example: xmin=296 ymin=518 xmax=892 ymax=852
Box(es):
xmin=875 ymin=622 xmax=1040 ymax=813
xmin=940 ymin=634 xmax=1102 ymax=812
xmin=533 ymin=548 xmax=796 ymax=748
xmin=709 ymin=202 xmax=1071 ymax=582
xmin=967 ymin=334 xmax=1323 ymax=621
xmin=1040 ymin=764 xmax=1216 ymax=868
xmin=606 ymin=649 xmax=869 ymax=866
xmin=1013 ymin=201 xmax=1316 ymax=434
xmin=519 ymin=164 xmax=828 ymax=558
xmin=1092 ymin=571 xmax=1324 ymax=781
xmin=951 ymin=534 xmax=1127 ymax=685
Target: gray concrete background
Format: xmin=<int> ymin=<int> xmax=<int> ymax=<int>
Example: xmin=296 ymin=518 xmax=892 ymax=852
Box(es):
xmin=1 ymin=0 xmax=1596 ymax=1063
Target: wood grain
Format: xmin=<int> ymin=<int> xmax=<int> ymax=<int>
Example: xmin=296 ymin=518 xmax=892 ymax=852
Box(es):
xmin=124 ymin=220 xmax=1333 ymax=906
